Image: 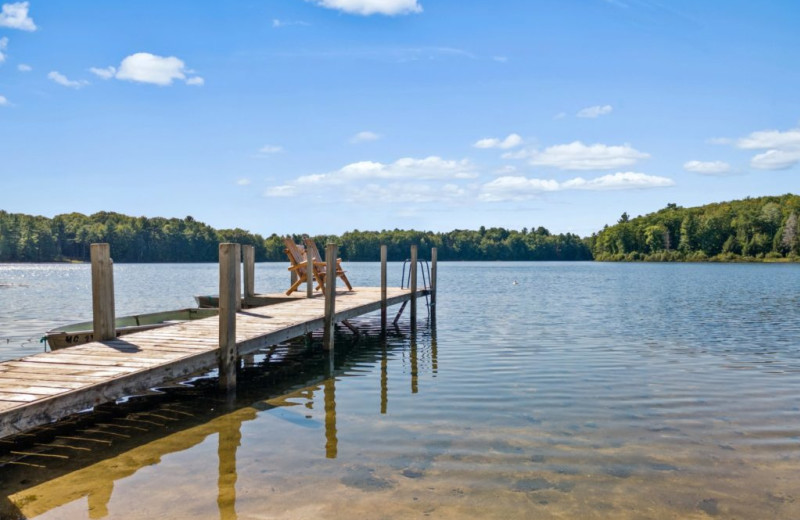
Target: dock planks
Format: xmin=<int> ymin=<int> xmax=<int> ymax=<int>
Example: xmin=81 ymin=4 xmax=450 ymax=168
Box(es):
xmin=0 ymin=287 xmax=426 ymax=439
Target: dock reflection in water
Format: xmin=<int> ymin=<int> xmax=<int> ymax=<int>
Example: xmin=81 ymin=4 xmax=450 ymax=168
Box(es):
xmin=0 ymin=319 xmax=436 ymax=520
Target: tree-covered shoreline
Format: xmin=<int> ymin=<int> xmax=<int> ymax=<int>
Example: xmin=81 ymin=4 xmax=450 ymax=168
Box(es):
xmin=590 ymin=194 xmax=800 ymax=262
xmin=3 ymin=194 xmax=799 ymax=264
xmin=0 ymin=211 xmax=591 ymax=263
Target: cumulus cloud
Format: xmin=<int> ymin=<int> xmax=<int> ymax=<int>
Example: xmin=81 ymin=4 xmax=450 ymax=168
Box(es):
xmin=515 ymin=141 xmax=649 ymax=170
xmin=98 ymin=53 xmax=204 ymax=86
xmin=737 ymin=127 xmax=800 ymax=170
xmin=48 ymin=71 xmax=89 ymax=88
xmin=236 ymin=178 xmax=251 ymax=186
xmin=259 ymin=144 xmax=283 ymax=154
xmin=576 ymin=104 xmax=613 ymax=118
xmin=473 ymin=133 xmax=522 ymax=150
xmin=0 ymin=36 xmax=7 ymax=63
xmin=310 ymin=0 xmax=422 ymax=16
xmin=89 ymin=66 xmax=116 ymax=79
xmin=17 ymin=63 xmax=30 ymax=71
xmin=266 ymin=156 xmax=475 ymax=199
xmin=350 ymin=131 xmax=381 ymax=143
xmin=0 ymin=94 xmax=9 ymax=106
xmin=683 ymin=160 xmax=731 ymax=175
xmin=0 ymin=2 xmax=36 ymax=31
xmin=479 ymin=172 xmax=674 ymax=202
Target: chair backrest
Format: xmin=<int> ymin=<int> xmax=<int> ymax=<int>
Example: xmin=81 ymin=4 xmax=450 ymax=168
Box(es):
xmin=283 ymin=237 xmax=306 ymax=265
xmin=303 ymin=238 xmax=323 ymax=264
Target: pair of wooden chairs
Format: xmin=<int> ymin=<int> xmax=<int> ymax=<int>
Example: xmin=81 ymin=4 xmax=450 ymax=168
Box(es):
xmin=284 ymin=237 xmax=353 ymax=296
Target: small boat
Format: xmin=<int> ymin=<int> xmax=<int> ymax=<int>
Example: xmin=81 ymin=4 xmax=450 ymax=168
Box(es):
xmin=195 ymin=294 xmax=298 ymax=309
xmin=45 ymin=308 xmax=219 ymax=350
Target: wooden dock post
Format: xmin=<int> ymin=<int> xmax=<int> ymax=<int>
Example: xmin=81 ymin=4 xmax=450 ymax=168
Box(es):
xmin=234 ymin=243 xmax=242 ymax=311
xmin=430 ymin=246 xmax=437 ymax=320
xmin=91 ymin=243 xmax=116 ymax=341
xmin=380 ymin=244 xmax=387 ymax=333
xmin=306 ymin=245 xmax=314 ymax=298
xmin=323 ymin=243 xmax=338 ymax=351
xmin=242 ymin=244 xmax=255 ymax=300
xmin=219 ymin=243 xmax=238 ymax=391
xmin=410 ymin=244 xmax=418 ymax=328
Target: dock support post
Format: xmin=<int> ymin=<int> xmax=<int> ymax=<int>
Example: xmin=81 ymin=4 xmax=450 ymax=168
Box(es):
xmin=242 ymin=245 xmax=255 ymax=302
xmin=380 ymin=244 xmax=387 ymax=333
xmin=410 ymin=244 xmax=417 ymax=330
xmin=306 ymin=245 xmax=314 ymax=298
xmin=234 ymin=244 xmax=242 ymax=311
xmin=323 ymin=243 xmax=338 ymax=351
xmin=219 ymin=243 xmax=238 ymax=392
xmin=91 ymin=243 xmax=116 ymax=341
xmin=430 ymin=246 xmax=437 ymax=321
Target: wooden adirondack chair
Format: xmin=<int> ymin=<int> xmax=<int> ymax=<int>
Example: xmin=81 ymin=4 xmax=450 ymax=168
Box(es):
xmin=283 ymin=237 xmax=325 ymax=296
xmin=303 ymin=238 xmax=354 ymax=291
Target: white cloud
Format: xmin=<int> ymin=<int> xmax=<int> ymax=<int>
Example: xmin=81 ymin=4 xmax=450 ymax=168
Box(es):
xmin=259 ymin=144 xmax=283 ymax=154
xmin=492 ymin=165 xmax=517 ymax=175
xmin=0 ymin=94 xmax=9 ymax=106
xmin=683 ymin=160 xmax=731 ymax=175
xmin=479 ymin=172 xmax=674 ymax=202
xmin=310 ymin=0 xmax=422 ymax=16
xmin=749 ymin=149 xmax=800 ymax=171
xmin=273 ymin=19 xmax=310 ymax=28
xmin=48 ymin=71 xmax=89 ymax=89
xmin=236 ymin=178 xmax=252 ymax=186
xmin=0 ymin=2 xmax=36 ymax=31
xmin=0 ymin=36 xmax=7 ymax=63
xmin=112 ymin=53 xmax=203 ymax=86
xmin=89 ymin=66 xmax=116 ymax=79
xmin=576 ymin=104 xmax=613 ymax=118
xmin=266 ymin=156 xmax=476 ymax=200
xmin=737 ymin=127 xmax=800 ymax=170
xmin=350 ymin=131 xmax=380 ymax=143
xmin=17 ymin=63 xmax=30 ymax=71
xmin=521 ymin=141 xmax=649 ymax=170
xmin=473 ymin=133 xmax=523 ymax=150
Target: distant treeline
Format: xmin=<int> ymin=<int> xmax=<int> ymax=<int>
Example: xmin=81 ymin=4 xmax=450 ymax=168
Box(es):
xmin=0 ymin=210 xmax=592 ymax=262
xmin=590 ymin=194 xmax=800 ymax=262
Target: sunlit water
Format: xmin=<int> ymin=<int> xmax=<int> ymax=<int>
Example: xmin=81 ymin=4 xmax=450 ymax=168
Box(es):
xmin=1 ymin=262 xmax=800 ymax=519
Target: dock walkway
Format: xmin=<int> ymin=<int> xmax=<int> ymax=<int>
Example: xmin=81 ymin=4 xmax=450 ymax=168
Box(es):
xmin=0 ymin=287 xmax=426 ymax=439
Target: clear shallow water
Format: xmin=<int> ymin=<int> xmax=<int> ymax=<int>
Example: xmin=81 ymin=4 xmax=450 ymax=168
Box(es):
xmin=1 ymin=262 xmax=800 ymax=519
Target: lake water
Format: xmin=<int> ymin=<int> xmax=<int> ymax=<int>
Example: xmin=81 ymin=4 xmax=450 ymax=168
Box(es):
xmin=1 ymin=261 xmax=800 ymax=519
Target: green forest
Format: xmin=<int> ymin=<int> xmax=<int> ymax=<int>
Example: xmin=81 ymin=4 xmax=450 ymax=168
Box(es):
xmin=2 ymin=194 xmax=799 ymax=263
xmin=0 ymin=210 xmax=590 ymax=262
xmin=590 ymin=194 xmax=800 ymax=261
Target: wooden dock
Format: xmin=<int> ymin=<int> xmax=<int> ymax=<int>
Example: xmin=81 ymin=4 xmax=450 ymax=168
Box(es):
xmin=0 ymin=286 xmax=429 ymax=440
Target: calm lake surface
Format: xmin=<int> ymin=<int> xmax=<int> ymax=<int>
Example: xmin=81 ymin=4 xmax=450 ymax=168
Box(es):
xmin=1 ymin=261 xmax=800 ymax=519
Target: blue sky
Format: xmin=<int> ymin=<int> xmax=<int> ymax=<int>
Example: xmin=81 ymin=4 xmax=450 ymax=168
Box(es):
xmin=1 ymin=0 xmax=799 ymax=237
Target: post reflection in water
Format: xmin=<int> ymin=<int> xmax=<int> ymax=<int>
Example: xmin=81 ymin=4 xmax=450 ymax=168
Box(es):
xmin=217 ymin=414 xmax=241 ymax=520
xmin=324 ymin=376 xmax=338 ymax=460
xmin=380 ymin=338 xmax=388 ymax=415
xmin=410 ymin=331 xmax=419 ymax=395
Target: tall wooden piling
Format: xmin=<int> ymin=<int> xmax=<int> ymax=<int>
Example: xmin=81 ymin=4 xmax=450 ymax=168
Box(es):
xmin=410 ymin=245 xmax=418 ymax=328
xmin=234 ymin=244 xmax=242 ymax=311
xmin=323 ymin=243 xmax=338 ymax=351
xmin=380 ymin=244 xmax=387 ymax=332
xmin=219 ymin=243 xmax=238 ymax=391
xmin=242 ymin=245 xmax=255 ymax=300
xmin=306 ymin=245 xmax=314 ymax=298
xmin=91 ymin=243 xmax=116 ymax=341
xmin=430 ymin=246 xmax=437 ymax=320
